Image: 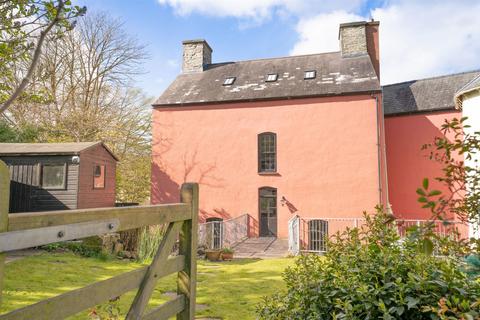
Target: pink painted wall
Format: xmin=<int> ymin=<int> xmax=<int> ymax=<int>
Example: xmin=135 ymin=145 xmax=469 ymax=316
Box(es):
xmin=152 ymin=95 xmax=384 ymax=239
xmin=385 ymin=111 xmax=463 ymax=221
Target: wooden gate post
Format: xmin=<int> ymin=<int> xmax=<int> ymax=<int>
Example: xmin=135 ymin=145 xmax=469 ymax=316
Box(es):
xmin=0 ymin=160 xmax=10 ymax=306
xmin=178 ymin=183 xmax=199 ymax=320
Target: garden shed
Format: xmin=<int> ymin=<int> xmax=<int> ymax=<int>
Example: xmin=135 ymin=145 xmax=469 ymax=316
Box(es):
xmin=0 ymin=141 xmax=118 ymax=213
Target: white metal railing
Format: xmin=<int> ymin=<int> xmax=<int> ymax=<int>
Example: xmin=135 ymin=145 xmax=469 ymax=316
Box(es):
xmin=288 ymin=215 xmax=300 ymax=255
xmin=288 ymin=216 xmax=464 ymax=255
xmin=395 ymin=219 xmax=459 ymax=237
xmin=198 ymin=214 xmax=249 ymax=250
xmin=198 ymin=220 xmax=223 ymax=250
xmin=223 ymin=214 xmax=249 ymax=247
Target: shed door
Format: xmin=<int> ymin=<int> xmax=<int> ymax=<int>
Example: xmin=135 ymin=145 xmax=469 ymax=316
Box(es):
xmin=9 ymin=163 xmax=40 ymax=213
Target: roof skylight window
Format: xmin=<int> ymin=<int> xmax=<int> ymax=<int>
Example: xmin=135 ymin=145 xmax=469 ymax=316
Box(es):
xmin=223 ymin=77 xmax=236 ymax=86
xmin=265 ymin=74 xmax=278 ymax=82
xmin=304 ymin=70 xmax=316 ymax=80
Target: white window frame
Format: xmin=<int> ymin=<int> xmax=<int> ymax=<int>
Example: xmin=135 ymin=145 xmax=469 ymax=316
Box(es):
xmin=265 ymin=73 xmax=278 ymax=82
xmin=223 ymin=77 xmax=236 ymax=86
xmin=304 ymin=70 xmax=316 ymax=80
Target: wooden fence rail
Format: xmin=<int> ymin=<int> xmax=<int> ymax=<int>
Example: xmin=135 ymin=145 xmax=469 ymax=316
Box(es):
xmin=0 ymin=160 xmax=198 ymax=320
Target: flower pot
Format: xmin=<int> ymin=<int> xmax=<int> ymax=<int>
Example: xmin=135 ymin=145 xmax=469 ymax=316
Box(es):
xmin=205 ymin=250 xmax=222 ymax=261
xmin=221 ymin=252 xmax=234 ymax=261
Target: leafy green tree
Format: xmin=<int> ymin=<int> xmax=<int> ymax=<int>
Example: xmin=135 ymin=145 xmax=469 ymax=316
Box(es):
xmin=258 ymin=210 xmax=480 ymax=320
xmin=0 ymin=0 xmax=86 ymax=113
xmin=417 ymin=117 xmax=480 ymax=225
xmin=0 ymin=120 xmax=39 ymax=142
xmin=4 ymin=12 xmax=151 ymax=204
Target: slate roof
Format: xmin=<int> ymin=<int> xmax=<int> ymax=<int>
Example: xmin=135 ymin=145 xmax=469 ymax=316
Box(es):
xmin=153 ymin=51 xmax=381 ymax=106
xmin=457 ymin=74 xmax=480 ymax=96
xmin=0 ymin=141 xmax=119 ymax=160
xmin=383 ymin=70 xmax=480 ymax=116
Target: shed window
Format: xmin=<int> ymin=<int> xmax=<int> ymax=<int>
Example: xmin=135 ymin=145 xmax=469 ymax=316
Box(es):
xmin=42 ymin=164 xmax=66 ymax=189
xmin=258 ymin=132 xmax=277 ymax=173
xmin=93 ymin=164 xmax=105 ymax=189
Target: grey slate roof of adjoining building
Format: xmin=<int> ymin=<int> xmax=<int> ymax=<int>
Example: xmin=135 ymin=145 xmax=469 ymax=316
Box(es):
xmin=153 ymin=51 xmax=381 ymax=106
xmin=457 ymin=74 xmax=480 ymax=96
xmin=0 ymin=141 xmax=119 ymax=160
xmin=383 ymin=70 xmax=480 ymax=116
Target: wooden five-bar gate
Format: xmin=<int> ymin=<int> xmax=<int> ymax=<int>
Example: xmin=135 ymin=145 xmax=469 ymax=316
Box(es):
xmin=0 ymin=161 xmax=199 ymax=319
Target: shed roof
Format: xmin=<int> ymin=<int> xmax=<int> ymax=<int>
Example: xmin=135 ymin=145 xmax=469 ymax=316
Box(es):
xmin=154 ymin=51 xmax=381 ymax=107
xmin=0 ymin=141 xmax=119 ymax=161
xmin=383 ymin=70 xmax=480 ymax=116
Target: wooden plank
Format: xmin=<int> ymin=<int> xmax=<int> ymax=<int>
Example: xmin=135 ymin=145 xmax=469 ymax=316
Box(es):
xmin=177 ymin=183 xmax=199 ymax=320
xmin=0 ymin=160 xmax=9 ymax=307
xmin=0 ymin=219 xmax=120 ymax=253
xmin=7 ymin=203 xmax=191 ymax=232
xmin=0 ymin=255 xmax=184 ymax=320
xmin=143 ymin=295 xmax=186 ymax=320
xmin=126 ymin=221 xmax=183 ymax=319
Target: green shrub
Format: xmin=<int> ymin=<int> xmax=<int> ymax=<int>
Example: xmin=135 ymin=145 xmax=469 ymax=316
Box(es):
xmin=42 ymin=241 xmax=108 ymax=260
xmin=257 ymin=210 xmax=480 ymax=320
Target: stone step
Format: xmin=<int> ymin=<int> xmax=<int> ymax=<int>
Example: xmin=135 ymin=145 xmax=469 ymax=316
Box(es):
xmin=233 ymin=237 xmax=289 ymax=258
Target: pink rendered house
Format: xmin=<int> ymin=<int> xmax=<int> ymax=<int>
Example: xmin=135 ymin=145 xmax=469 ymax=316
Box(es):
xmin=152 ymin=20 xmax=477 ymax=249
xmin=152 ymin=21 xmax=386 ymax=242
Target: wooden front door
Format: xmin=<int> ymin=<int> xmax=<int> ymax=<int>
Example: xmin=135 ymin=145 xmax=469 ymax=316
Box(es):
xmin=259 ymin=187 xmax=277 ymax=237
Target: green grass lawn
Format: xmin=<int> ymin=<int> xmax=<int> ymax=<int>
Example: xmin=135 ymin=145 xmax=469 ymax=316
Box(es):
xmin=0 ymin=252 xmax=293 ymax=319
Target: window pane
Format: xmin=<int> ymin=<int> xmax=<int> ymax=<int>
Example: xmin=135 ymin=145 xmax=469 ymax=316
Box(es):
xmin=260 ymin=198 xmax=268 ymax=211
xmin=223 ymin=77 xmax=236 ymax=85
xmin=260 ymin=188 xmax=276 ymax=197
xmin=259 ymin=188 xmax=277 ymax=216
xmin=259 ymin=133 xmax=276 ymax=172
xmin=304 ymin=70 xmax=316 ymax=79
xmin=42 ymin=164 xmax=66 ymax=189
xmin=266 ymin=74 xmax=278 ymax=82
xmin=94 ymin=165 xmax=105 ymax=189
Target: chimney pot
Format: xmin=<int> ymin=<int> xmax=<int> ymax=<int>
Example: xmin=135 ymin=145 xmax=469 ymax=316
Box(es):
xmin=339 ymin=21 xmax=380 ymax=79
xmin=182 ymin=39 xmax=212 ymax=73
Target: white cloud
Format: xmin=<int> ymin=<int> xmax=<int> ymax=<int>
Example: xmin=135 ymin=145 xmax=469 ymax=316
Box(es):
xmin=290 ymin=0 xmax=480 ymax=84
xmin=157 ymin=0 xmax=366 ymax=21
xmin=158 ymin=0 xmax=480 ymax=84
xmin=290 ymin=11 xmax=365 ymax=56
xmin=373 ymin=1 xmax=480 ymax=84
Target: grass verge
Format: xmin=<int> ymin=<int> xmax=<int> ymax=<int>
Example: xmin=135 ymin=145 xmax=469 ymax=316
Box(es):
xmin=0 ymin=252 xmax=292 ymax=319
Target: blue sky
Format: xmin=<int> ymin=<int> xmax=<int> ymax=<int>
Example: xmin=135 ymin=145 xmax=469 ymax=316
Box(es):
xmin=77 ymin=0 xmax=480 ymax=99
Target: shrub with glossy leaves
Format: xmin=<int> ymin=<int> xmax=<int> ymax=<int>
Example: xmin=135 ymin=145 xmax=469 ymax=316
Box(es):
xmin=257 ymin=210 xmax=480 ymax=320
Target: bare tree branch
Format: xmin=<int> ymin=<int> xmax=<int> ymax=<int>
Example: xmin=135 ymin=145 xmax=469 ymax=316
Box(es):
xmin=0 ymin=0 xmax=65 ymax=114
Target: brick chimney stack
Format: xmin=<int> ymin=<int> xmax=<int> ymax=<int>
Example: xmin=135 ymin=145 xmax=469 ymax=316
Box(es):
xmin=339 ymin=21 xmax=380 ymax=80
xmin=182 ymin=39 xmax=212 ymax=73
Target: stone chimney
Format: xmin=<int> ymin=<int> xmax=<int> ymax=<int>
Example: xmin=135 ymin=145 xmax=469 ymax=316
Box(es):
xmin=339 ymin=21 xmax=380 ymax=79
xmin=182 ymin=39 xmax=212 ymax=73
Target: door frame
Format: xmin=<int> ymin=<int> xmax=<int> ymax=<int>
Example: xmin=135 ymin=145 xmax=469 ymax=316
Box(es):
xmin=258 ymin=187 xmax=277 ymax=237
